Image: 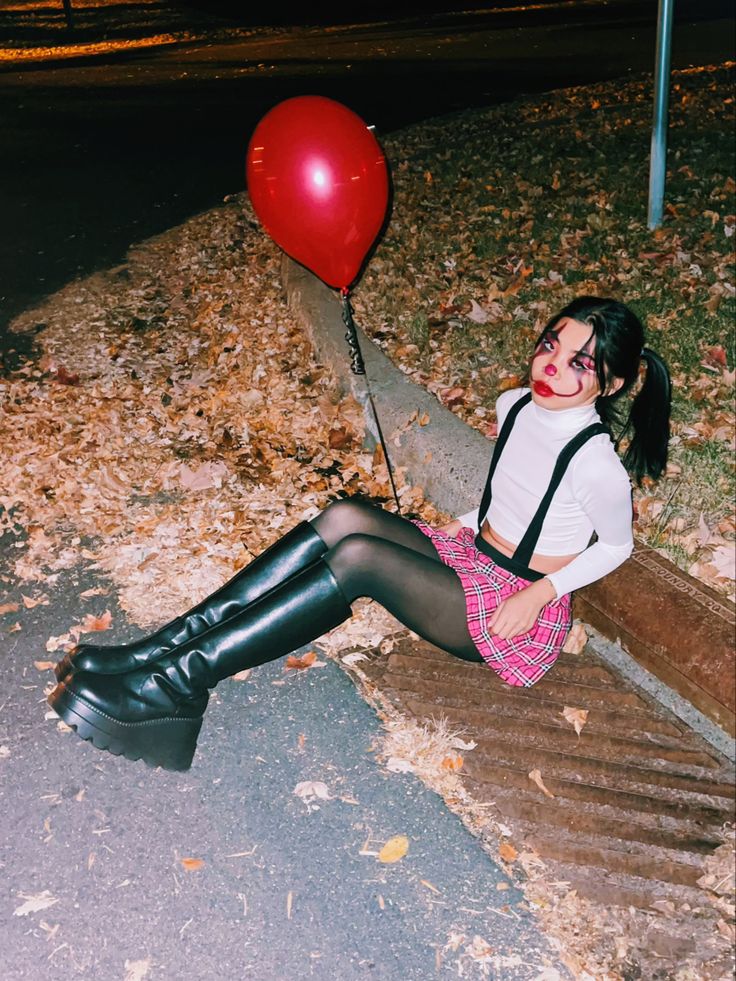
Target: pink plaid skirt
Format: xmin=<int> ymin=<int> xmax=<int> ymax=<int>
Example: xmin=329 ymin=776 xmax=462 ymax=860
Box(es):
xmin=413 ymin=521 xmax=572 ymax=687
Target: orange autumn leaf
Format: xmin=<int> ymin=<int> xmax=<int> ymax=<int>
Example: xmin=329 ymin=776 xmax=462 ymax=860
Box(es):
xmin=702 ymin=344 xmax=727 ymax=367
xmin=79 ymin=587 xmax=108 ymax=600
xmin=378 ymin=835 xmax=410 ymax=864
xmin=285 ymin=650 xmax=317 ymax=671
xmin=439 ymin=386 xmax=466 ymax=407
xmin=22 ymin=594 xmax=50 ymax=609
xmin=180 ymin=857 xmax=205 ymax=871
xmin=328 ymin=426 xmax=354 ymax=450
xmin=562 ymin=622 xmax=587 ymax=654
xmin=441 ymin=755 xmax=464 ymax=771
xmin=503 ymin=263 xmax=533 ymax=296
xmin=80 ymin=610 xmax=113 ymax=633
xmin=53 ymin=366 xmax=80 ymax=386
xmin=499 ymin=842 xmax=518 ymax=863
xmin=562 ymin=706 xmax=589 ymax=736
xmin=0 ymin=602 xmax=20 ymax=616
xmin=498 ymin=375 xmax=523 ymax=392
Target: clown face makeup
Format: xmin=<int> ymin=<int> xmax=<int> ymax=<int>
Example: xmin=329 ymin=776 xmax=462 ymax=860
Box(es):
xmin=530 ymin=317 xmax=604 ymax=410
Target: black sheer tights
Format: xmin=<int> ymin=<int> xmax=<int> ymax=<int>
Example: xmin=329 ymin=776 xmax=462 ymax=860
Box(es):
xmin=312 ymin=500 xmax=483 ymax=663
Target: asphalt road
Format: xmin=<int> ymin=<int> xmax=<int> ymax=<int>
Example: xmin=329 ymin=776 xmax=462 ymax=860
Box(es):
xmin=0 ymin=0 xmax=734 ymax=343
xmin=1 ymin=556 xmax=566 ymax=980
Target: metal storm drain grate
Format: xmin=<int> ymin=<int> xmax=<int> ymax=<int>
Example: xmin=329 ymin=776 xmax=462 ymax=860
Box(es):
xmin=360 ymin=634 xmax=736 ymax=911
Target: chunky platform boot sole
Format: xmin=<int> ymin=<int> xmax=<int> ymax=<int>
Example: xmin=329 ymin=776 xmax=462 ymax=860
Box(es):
xmin=47 ymin=684 xmax=203 ymax=772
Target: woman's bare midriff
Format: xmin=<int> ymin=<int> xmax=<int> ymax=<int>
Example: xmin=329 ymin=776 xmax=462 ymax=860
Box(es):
xmin=480 ymin=520 xmax=578 ymax=575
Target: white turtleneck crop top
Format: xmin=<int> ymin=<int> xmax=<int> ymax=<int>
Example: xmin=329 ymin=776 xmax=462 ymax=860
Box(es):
xmin=458 ymin=388 xmax=634 ymax=598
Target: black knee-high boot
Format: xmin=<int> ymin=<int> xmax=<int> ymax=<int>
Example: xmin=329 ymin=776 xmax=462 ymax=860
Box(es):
xmin=47 ymin=559 xmax=351 ymax=771
xmin=54 ymin=521 xmax=327 ymax=681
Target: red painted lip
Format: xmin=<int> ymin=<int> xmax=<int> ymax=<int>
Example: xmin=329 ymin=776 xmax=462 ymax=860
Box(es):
xmin=533 ymin=380 xmax=555 ymax=397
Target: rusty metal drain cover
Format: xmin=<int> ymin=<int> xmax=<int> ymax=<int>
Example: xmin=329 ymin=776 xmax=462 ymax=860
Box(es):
xmin=360 ymin=633 xmax=735 ymax=911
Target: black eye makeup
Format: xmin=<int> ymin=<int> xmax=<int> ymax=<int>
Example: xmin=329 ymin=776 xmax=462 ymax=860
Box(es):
xmin=571 ymin=356 xmax=595 ymax=372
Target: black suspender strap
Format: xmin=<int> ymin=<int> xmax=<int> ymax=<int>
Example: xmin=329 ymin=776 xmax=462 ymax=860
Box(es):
xmin=512 ymin=422 xmax=610 ymax=567
xmin=476 ymin=392 xmax=532 ymax=525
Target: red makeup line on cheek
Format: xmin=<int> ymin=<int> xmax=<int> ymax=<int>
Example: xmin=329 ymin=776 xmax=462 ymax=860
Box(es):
xmin=551 ymin=379 xmax=584 ymax=398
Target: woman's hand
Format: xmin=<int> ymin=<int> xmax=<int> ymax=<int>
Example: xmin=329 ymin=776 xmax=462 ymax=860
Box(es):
xmin=438 ymin=518 xmax=463 ymax=537
xmin=488 ymin=578 xmax=557 ymax=640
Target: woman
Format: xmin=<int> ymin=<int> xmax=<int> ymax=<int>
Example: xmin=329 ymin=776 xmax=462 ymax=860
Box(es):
xmin=49 ymin=297 xmax=671 ymax=771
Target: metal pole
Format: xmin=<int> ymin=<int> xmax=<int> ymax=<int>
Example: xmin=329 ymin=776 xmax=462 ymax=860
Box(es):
xmin=647 ymin=0 xmax=674 ymax=229
xmin=62 ymin=0 xmax=75 ymax=30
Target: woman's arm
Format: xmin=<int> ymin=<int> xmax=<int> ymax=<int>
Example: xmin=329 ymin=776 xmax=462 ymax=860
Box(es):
xmin=488 ymin=443 xmax=633 ymax=639
xmin=488 ymin=576 xmax=557 ymax=638
xmin=546 ymin=448 xmax=634 ymax=599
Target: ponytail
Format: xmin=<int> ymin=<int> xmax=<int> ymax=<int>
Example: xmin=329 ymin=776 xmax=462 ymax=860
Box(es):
xmin=618 ymin=348 xmax=672 ymax=484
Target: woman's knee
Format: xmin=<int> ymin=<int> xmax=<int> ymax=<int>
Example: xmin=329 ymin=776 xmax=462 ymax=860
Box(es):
xmin=324 ymin=533 xmax=383 ymax=594
xmin=312 ymin=499 xmax=380 ymax=545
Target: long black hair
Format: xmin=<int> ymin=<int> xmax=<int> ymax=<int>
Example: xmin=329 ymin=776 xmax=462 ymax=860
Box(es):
xmin=534 ymin=297 xmax=671 ymax=484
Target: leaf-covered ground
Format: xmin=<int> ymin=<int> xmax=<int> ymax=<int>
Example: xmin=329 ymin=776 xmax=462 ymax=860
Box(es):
xmin=0 ymin=0 xmax=247 ymax=61
xmin=353 ymin=63 xmax=735 ymax=599
xmin=2 ymin=202 xmax=443 ymax=631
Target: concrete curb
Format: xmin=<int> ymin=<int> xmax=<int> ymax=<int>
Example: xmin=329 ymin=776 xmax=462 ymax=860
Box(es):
xmin=282 ymin=256 xmax=736 ymax=743
xmin=282 ymin=255 xmax=488 ymax=518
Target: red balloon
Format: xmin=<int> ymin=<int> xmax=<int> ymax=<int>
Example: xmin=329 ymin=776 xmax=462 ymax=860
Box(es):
xmin=246 ymin=96 xmax=389 ymax=291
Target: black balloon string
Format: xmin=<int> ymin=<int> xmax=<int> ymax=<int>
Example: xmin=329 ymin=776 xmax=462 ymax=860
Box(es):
xmin=341 ymin=292 xmax=402 ymax=515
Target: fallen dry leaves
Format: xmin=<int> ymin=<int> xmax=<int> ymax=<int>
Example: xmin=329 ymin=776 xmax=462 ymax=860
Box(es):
xmin=3 ymin=198 xmax=444 ymax=639
xmin=562 ymin=706 xmax=589 ymax=737
xmin=21 ymin=594 xmax=49 ymax=609
xmin=377 ymin=713 xmax=476 ymax=798
xmin=293 ymin=780 xmax=333 ymax=804
xmin=377 ymin=835 xmax=410 ymax=864
xmin=562 ymin=622 xmax=588 ymax=655
xmin=123 ymin=958 xmax=152 ymax=981
xmin=284 ymin=650 xmax=325 ymax=671
xmin=179 ymin=857 xmax=204 ymax=872
xmin=528 ymin=768 xmax=555 ymax=799
xmin=498 ymin=841 xmax=518 ymax=864
xmin=13 ymin=890 xmax=59 ymax=916
xmin=79 ymin=610 xmax=113 ymax=633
